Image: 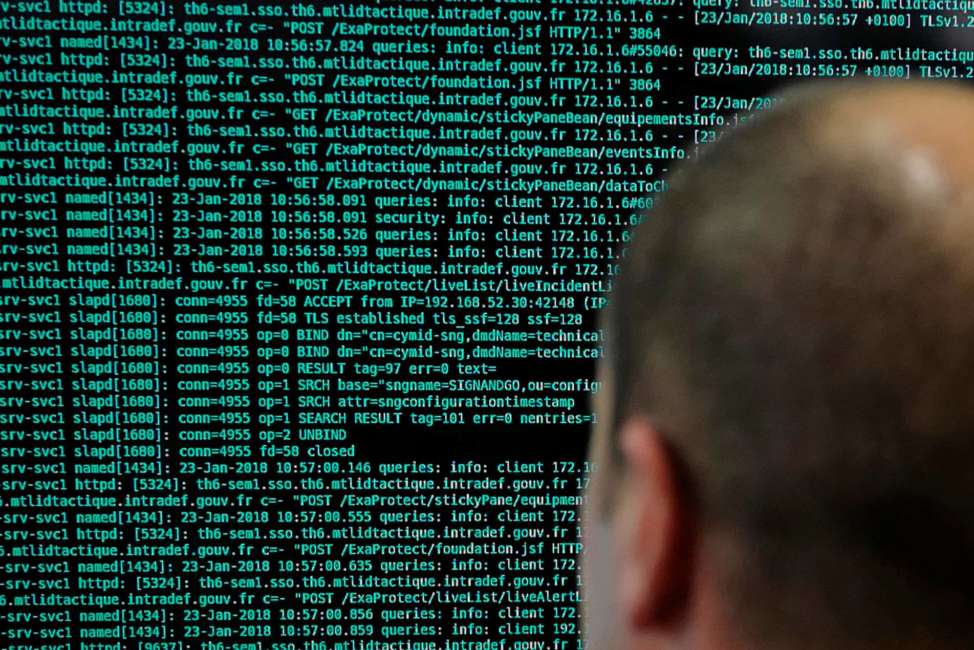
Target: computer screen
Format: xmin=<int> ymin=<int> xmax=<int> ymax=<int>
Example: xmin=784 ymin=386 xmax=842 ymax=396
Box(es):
xmin=0 ymin=1 xmax=964 ymax=646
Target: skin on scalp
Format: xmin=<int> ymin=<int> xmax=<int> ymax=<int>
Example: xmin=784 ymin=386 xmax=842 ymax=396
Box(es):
xmin=818 ymin=83 xmax=974 ymax=184
xmin=582 ymin=79 xmax=974 ymax=650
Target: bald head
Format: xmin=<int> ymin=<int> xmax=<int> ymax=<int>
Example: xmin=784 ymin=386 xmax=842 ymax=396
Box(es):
xmin=589 ymin=79 xmax=974 ymax=649
xmin=819 ymin=81 xmax=974 ymax=181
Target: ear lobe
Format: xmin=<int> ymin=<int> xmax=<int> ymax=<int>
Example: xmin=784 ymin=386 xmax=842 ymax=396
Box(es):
xmin=617 ymin=416 xmax=694 ymax=630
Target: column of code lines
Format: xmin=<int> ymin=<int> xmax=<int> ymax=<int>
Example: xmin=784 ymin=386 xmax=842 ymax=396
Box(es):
xmin=1 ymin=0 xmax=970 ymax=646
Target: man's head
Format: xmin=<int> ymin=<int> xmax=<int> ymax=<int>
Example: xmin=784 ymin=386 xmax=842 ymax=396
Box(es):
xmin=582 ymin=79 xmax=974 ymax=650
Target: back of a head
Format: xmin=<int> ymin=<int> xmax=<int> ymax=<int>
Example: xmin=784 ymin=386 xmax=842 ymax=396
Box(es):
xmin=602 ymin=78 xmax=974 ymax=648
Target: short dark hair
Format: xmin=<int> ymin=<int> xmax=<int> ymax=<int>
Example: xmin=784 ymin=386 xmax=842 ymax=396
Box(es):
xmin=600 ymin=79 xmax=974 ymax=648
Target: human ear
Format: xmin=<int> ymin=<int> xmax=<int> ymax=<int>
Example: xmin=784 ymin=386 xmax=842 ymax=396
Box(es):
xmin=616 ymin=415 xmax=693 ymax=630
